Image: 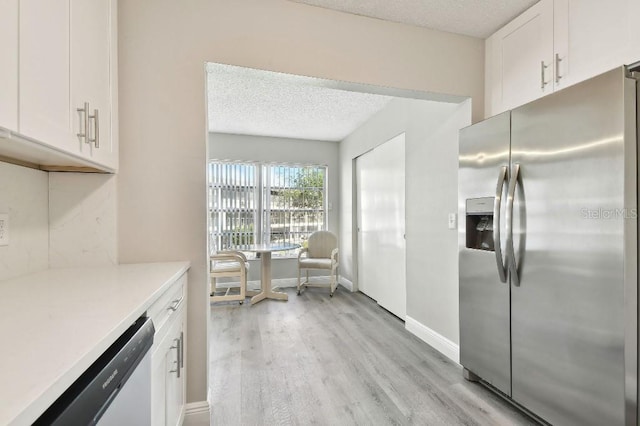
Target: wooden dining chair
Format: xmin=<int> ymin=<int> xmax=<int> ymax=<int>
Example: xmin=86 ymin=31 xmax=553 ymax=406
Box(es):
xmin=210 ymin=251 xmax=249 ymax=304
xmin=297 ymin=231 xmax=339 ymax=297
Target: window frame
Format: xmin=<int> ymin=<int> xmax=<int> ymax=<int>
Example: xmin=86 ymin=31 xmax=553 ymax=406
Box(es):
xmin=208 ymin=159 xmax=329 ymax=259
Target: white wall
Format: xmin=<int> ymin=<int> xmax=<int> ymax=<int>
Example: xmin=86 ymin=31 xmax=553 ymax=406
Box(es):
xmin=209 ymin=132 xmax=339 ymax=281
xmin=406 ymin=101 xmax=471 ymax=347
xmin=118 ymin=0 xmax=484 ymax=404
xmin=0 ymin=162 xmax=48 ymax=281
xmin=340 ymin=97 xmax=471 ymax=348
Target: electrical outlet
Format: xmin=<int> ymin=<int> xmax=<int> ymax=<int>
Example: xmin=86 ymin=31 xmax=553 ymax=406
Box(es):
xmin=0 ymin=213 xmax=9 ymax=246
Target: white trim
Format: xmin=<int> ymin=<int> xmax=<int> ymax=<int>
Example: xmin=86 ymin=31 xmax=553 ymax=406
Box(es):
xmin=183 ymin=401 xmax=210 ymax=426
xmin=339 ymin=275 xmax=354 ymax=292
xmin=405 ymin=316 xmax=460 ymax=364
xmin=270 ymin=277 xmax=298 ymax=288
xmin=225 ymin=277 xmax=342 ymax=291
xmin=247 ymin=278 xmax=298 ymax=290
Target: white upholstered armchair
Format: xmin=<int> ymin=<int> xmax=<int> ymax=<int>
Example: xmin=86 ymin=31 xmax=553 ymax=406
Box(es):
xmin=210 ymin=251 xmax=249 ymax=304
xmin=297 ymin=230 xmax=339 ymax=297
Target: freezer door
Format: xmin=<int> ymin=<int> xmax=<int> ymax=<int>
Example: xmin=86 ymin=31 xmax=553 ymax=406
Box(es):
xmin=459 ymin=111 xmax=511 ymax=396
xmin=509 ymin=67 xmax=634 ymax=425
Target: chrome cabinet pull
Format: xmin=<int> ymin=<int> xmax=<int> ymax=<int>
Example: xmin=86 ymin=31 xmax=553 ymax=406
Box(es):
xmin=170 ymin=338 xmax=181 ymax=377
xmin=555 ymin=53 xmax=563 ymax=84
xmin=76 ymin=102 xmax=90 ymax=142
xmin=541 ymin=61 xmax=549 ymax=90
xmin=506 ymin=163 xmax=521 ymax=287
xmin=179 ymin=331 xmax=184 ymax=369
xmin=494 ymin=166 xmax=508 ymax=283
xmin=89 ymin=109 xmax=99 ymax=148
xmin=167 ymin=296 xmax=184 ymax=312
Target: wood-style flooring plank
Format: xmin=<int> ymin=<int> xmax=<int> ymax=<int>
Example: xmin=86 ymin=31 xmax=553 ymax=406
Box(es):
xmin=209 ymin=287 xmax=535 ymax=425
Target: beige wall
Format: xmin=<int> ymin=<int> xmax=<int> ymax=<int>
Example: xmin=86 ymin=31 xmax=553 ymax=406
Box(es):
xmin=118 ymin=0 xmax=484 ymax=403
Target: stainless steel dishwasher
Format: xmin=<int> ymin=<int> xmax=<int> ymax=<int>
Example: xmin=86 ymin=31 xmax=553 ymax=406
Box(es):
xmin=34 ymin=315 xmax=154 ymax=425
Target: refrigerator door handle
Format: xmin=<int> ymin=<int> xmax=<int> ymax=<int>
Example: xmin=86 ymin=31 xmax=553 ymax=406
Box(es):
xmin=506 ymin=163 xmax=521 ymax=286
xmin=494 ymin=166 xmax=508 ymax=283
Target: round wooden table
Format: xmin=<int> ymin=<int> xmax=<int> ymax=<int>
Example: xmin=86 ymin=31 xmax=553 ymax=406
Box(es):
xmin=237 ymin=243 xmax=300 ymax=305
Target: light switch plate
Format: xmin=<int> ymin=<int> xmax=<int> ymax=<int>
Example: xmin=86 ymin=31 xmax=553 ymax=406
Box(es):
xmin=448 ymin=213 xmax=457 ymax=230
xmin=0 ymin=213 xmax=9 ymax=246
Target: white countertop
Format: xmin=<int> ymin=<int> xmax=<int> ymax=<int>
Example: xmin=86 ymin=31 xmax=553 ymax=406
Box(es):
xmin=0 ymin=261 xmax=190 ymax=426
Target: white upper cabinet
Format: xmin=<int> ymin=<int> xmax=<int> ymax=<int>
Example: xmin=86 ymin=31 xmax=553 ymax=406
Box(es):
xmin=20 ymin=0 xmax=73 ymax=150
xmin=4 ymin=0 xmax=117 ymax=172
xmin=0 ymin=0 xmax=18 ymax=132
xmin=485 ymin=0 xmax=554 ymax=116
xmin=553 ymin=0 xmax=631 ymax=89
xmin=71 ymin=0 xmax=116 ymax=169
xmin=486 ymin=0 xmax=637 ymax=117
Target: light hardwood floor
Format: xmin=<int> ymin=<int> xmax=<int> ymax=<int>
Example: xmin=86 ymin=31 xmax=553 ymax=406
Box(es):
xmin=209 ymin=287 xmax=535 ymax=425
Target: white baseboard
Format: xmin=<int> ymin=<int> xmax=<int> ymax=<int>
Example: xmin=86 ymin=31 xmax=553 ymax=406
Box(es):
xmin=405 ymin=316 xmax=460 ymax=364
xmin=339 ymin=275 xmax=354 ymax=292
xmin=239 ymin=277 xmax=342 ymax=291
xmin=221 ymin=276 xmax=352 ymax=291
xmin=267 ymin=277 xmax=298 ymax=288
xmin=183 ymin=401 xmax=210 ymax=426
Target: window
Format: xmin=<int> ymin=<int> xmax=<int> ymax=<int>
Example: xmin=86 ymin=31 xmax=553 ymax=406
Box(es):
xmin=208 ymin=161 xmax=327 ymax=258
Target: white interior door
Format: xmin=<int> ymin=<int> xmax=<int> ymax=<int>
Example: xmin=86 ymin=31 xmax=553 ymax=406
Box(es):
xmin=356 ymin=134 xmax=406 ymax=319
xmin=356 ymin=149 xmax=379 ymax=301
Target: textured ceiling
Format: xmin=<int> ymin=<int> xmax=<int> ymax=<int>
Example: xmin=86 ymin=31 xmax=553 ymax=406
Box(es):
xmin=207 ymin=64 xmax=394 ymax=142
xmin=288 ymin=0 xmax=539 ymax=38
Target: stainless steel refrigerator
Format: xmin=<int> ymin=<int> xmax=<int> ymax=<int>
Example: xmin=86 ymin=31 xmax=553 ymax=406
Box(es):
xmin=459 ymin=66 xmax=638 ymax=425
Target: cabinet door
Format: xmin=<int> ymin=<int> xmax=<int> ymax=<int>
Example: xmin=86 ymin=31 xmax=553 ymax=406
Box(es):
xmin=152 ymin=310 xmax=185 ymax=426
xmin=0 ymin=0 xmax=18 ymax=131
xmin=485 ymin=0 xmax=554 ymax=115
xmin=165 ymin=325 xmax=184 ymax=426
xmin=554 ymin=0 xmax=630 ymax=90
xmin=71 ymin=0 xmax=115 ymax=168
xmin=20 ymin=0 xmax=73 ymax=149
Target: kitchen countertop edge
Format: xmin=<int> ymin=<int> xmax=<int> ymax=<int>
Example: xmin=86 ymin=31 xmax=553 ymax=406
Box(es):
xmin=1 ymin=261 xmax=191 ymax=426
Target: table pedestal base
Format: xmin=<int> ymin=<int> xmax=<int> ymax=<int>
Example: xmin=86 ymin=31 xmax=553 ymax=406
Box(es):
xmin=250 ymin=290 xmax=288 ymax=305
xmin=250 ymin=251 xmax=289 ymax=305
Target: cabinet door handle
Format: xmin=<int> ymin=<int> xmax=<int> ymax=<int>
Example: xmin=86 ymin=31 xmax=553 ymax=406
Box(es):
xmin=170 ymin=338 xmax=181 ymax=378
xmin=89 ymin=109 xmax=100 ymax=148
xmin=555 ymin=53 xmax=563 ymax=84
xmin=540 ymin=61 xmax=549 ymax=90
xmin=76 ymin=102 xmax=90 ymax=142
xmin=179 ymin=331 xmax=184 ymax=369
xmin=167 ymin=296 xmax=184 ymax=312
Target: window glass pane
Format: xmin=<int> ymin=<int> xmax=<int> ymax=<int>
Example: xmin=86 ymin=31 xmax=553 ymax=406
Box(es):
xmin=266 ymin=164 xmax=327 ymax=258
xmin=208 ymin=161 xmax=327 ymax=259
xmin=208 ymin=162 xmax=257 ymax=258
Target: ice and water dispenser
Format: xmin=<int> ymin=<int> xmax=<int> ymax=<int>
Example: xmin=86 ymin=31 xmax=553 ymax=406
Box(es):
xmin=465 ymin=197 xmax=495 ymax=251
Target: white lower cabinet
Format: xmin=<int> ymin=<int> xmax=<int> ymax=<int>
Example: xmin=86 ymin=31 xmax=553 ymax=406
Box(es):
xmin=150 ymin=274 xmax=187 ymax=426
